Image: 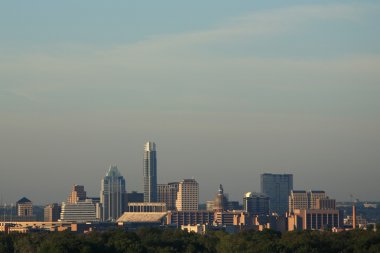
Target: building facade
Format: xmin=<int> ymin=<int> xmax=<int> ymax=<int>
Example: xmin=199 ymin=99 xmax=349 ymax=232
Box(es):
xmin=289 ymin=190 xmax=335 ymax=213
xmin=67 ymin=185 xmax=87 ymax=204
xmin=176 ymin=179 xmax=199 ymax=211
xmin=214 ymin=210 xmax=252 ymax=226
xmin=157 ymin=182 xmax=179 ymax=211
xmin=260 ymin=173 xmax=293 ymax=215
xmin=144 ymin=142 xmax=157 ymax=202
xmin=59 ymin=199 xmax=98 ymax=223
xmin=167 ymin=211 xmax=214 ymax=226
xmin=100 ymin=165 xmax=127 ymax=221
xmin=288 ymin=209 xmax=343 ymax=230
xmin=16 ymin=197 xmax=33 ymax=217
xmin=44 ymin=203 xmax=61 ymax=222
xmin=243 ymin=192 xmax=269 ymax=215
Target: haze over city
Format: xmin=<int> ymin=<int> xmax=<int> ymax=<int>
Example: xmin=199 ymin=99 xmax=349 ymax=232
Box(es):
xmin=0 ymin=0 xmax=379 ymax=205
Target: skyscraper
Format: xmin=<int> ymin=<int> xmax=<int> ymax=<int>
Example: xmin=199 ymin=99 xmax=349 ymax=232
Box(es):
xmin=260 ymin=173 xmax=293 ymax=215
xmin=157 ymin=182 xmax=179 ymax=211
xmin=176 ymin=179 xmax=199 ymax=211
xmin=100 ymin=165 xmax=127 ymax=221
xmin=67 ymin=185 xmax=87 ymax=204
xmin=44 ymin=203 xmax=61 ymax=222
xmin=144 ymin=142 xmax=157 ymax=202
xmin=243 ymin=192 xmax=269 ymax=215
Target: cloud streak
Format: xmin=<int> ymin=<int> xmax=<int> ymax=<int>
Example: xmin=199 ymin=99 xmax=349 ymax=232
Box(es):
xmin=0 ymin=2 xmax=379 ymax=112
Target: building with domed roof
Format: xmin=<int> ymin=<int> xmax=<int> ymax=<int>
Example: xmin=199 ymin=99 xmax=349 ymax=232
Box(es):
xmin=213 ymin=184 xmax=228 ymax=211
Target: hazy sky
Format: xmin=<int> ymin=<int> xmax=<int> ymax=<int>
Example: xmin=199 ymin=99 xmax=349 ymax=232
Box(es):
xmin=0 ymin=1 xmax=379 ymax=205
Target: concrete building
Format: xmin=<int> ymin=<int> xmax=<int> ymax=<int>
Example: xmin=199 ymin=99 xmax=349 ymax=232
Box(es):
xmin=289 ymin=190 xmax=335 ymax=213
xmin=288 ymin=191 xmax=309 ymax=213
xmin=243 ymin=192 xmax=269 ymax=215
xmin=67 ymin=185 xmax=87 ymax=204
xmin=16 ymin=197 xmax=33 ymax=217
xmin=309 ymin=191 xmax=327 ymax=209
xmin=214 ymin=210 xmax=252 ymax=226
xmin=100 ymin=165 xmax=127 ymax=221
xmin=44 ymin=203 xmax=61 ymax=222
xmin=316 ymin=198 xmax=336 ymax=210
xmin=288 ymin=209 xmax=343 ymax=231
xmin=167 ymin=211 xmax=214 ymax=226
xmin=157 ymin=182 xmax=179 ymax=211
xmin=254 ymin=214 xmax=288 ymax=232
xmin=59 ymin=199 xmax=98 ymax=223
xmin=144 ymin=142 xmax=157 ymax=202
xmin=176 ymin=179 xmax=199 ymax=211
xmin=261 ymin=173 xmax=293 ymax=215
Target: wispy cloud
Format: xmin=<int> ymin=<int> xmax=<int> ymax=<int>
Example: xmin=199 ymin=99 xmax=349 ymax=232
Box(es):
xmin=0 ymin=2 xmax=379 ymax=110
xmin=115 ymin=3 xmax=371 ymax=54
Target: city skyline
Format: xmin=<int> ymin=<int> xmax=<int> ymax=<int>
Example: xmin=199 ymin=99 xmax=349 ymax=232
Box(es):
xmin=0 ymin=142 xmax=377 ymax=205
xmin=0 ymin=1 xmax=379 ymax=204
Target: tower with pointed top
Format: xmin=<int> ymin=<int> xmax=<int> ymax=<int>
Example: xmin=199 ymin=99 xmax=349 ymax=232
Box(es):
xmin=100 ymin=165 xmax=127 ymax=221
xmin=213 ymin=184 xmax=228 ymax=211
xmin=144 ymin=142 xmax=157 ymax=202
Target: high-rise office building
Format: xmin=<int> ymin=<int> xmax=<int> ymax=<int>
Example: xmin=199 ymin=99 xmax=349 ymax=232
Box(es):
xmin=100 ymin=165 xmax=127 ymax=221
xmin=44 ymin=203 xmax=61 ymax=222
xmin=157 ymin=182 xmax=179 ymax=211
xmin=176 ymin=179 xmax=199 ymax=211
xmin=144 ymin=142 xmax=157 ymax=202
xmin=243 ymin=192 xmax=269 ymax=215
xmin=260 ymin=173 xmax=293 ymax=215
xmin=67 ymin=185 xmax=87 ymax=204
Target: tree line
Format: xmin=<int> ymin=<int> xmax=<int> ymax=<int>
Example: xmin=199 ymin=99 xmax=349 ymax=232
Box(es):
xmin=1 ymin=226 xmax=380 ymax=253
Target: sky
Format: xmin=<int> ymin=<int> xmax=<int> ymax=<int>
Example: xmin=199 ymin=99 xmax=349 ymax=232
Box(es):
xmin=0 ymin=0 xmax=379 ymax=205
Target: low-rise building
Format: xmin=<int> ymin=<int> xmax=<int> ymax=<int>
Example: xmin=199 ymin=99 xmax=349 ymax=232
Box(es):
xmin=288 ymin=209 xmax=343 ymax=231
xmin=59 ymin=199 xmax=98 ymax=223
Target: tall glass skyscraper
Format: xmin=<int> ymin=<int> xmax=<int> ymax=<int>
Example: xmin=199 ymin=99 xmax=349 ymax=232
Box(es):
xmin=144 ymin=142 xmax=157 ymax=202
xmin=260 ymin=173 xmax=293 ymax=215
xmin=100 ymin=165 xmax=127 ymax=221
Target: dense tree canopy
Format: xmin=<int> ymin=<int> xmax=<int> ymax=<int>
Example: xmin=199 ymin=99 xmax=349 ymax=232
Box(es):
xmin=1 ymin=227 xmax=380 ymax=253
